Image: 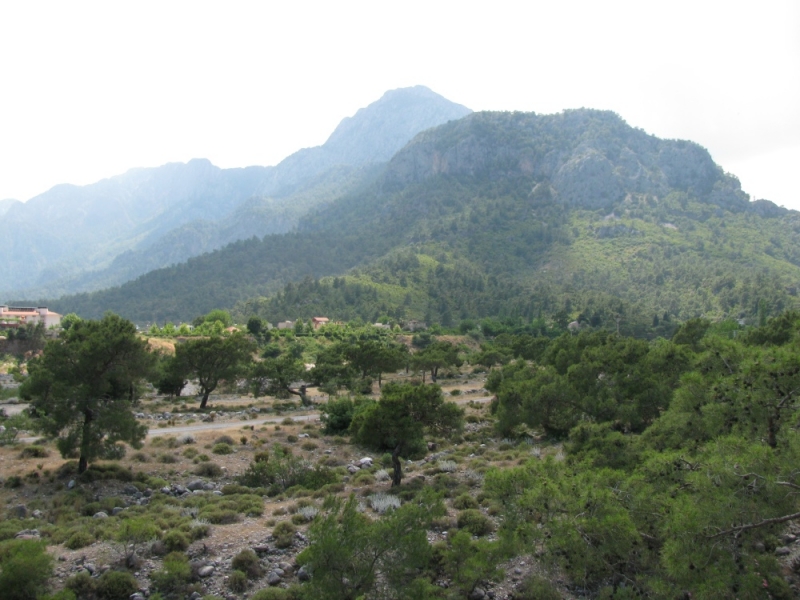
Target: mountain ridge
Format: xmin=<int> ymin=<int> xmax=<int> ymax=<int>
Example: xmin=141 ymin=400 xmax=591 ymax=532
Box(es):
xmin=36 ymin=108 xmax=800 ymax=331
xmin=1 ymin=86 xmax=471 ymax=299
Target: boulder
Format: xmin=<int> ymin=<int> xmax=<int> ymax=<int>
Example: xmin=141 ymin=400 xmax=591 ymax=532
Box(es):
xmin=297 ymin=565 xmax=311 ymax=581
xmin=93 ymin=512 xmax=109 ymax=519
xmin=197 ymin=565 xmax=215 ymax=577
xmin=186 ymin=480 xmax=205 ymax=491
xmin=267 ymin=570 xmax=283 ymax=585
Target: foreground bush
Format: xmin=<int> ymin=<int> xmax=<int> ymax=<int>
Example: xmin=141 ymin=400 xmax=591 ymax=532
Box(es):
xmin=0 ymin=539 xmax=53 ymax=600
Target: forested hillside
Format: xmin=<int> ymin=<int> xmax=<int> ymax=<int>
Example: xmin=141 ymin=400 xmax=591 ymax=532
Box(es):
xmin=44 ymin=110 xmax=800 ymax=329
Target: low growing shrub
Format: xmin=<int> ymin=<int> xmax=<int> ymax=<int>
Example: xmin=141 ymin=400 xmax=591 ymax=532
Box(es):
xmin=456 ymin=509 xmax=493 ymax=536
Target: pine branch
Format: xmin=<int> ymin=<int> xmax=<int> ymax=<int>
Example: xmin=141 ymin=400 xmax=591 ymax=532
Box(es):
xmin=707 ymin=511 xmax=800 ymax=539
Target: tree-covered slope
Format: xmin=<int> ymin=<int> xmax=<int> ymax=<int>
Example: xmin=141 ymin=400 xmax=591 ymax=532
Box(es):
xmin=43 ymin=110 xmax=800 ymax=328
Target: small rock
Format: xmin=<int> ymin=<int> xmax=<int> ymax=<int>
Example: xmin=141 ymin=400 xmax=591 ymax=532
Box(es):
xmin=427 ymin=442 xmax=437 ymax=451
xmin=469 ymin=587 xmax=486 ymax=600
xmin=212 ymin=490 xmax=223 ymax=496
xmin=267 ymin=570 xmax=282 ymax=585
xmin=93 ymin=512 xmax=109 ymax=519
xmin=123 ymin=484 xmax=139 ymax=495
xmin=782 ymin=534 xmax=797 ymax=544
xmin=252 ymin=544 xmax=271 ymax=553
xmin=278 ymin=561 xmax=292 ymax=572
xmin=84 ymin=563 xmax=96 ymax=575
xmin=347 ymin=465 xmax=360 ymax=474
xmin=189 ymin=593 xmax=202 ymax=600
xmin=514 ymin=567 xmax=523 ymax=574
xmin=198 ymin=565 xmax=215 ymax=577
xmin=67 ymin=480 xmax=76 ymax=489
xmin=754 ymin=541 xmax=766 ymax=552
xmin=776 ymin=546 xmax=791 ymax=556
xmin=297 ymin=565 xmax=311 ymax=581
xmin=186 ymin=480 xmax=205 ymax=491
xmin=32 ymin=509 xmax=44 ymax=519
xmin=112 ymin=507 xmax=125 ymax=516
xmin=130 ymin=594 xmax=145 ymax=600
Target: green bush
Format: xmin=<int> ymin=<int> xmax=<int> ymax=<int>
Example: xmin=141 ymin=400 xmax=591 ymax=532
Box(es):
xmin=456 ymin=509 xmax=493 ymax=536
xmin=228 ymin=570 xmax=248 ymax=592
xmin=452 ymin=493 xmax=479 ymax=510
xmin=163 ymin=530 xmax=190 ymax=552
xmin=231 ymin=549 xmax=263 ymax=579
xmin=212 ymin=443 xmax=233 ymax=455
xmin=214 ymin=435 xmax=236 ymax=446
xmin=251 ymin=587 xmax=291 ymax=600
xmin=4 ymin=475 xmax=23 ymax=488
xmin=0 ymin=539 xmax=54 ymax=600
xmin=515 ymin=575 xmax=562 ymax=600
xmin=237 ymin=447 xmax=336 ymax=494
xmin=151 ymin=552 xmax=192 ymax=598
xmin=65 ymin=530 xmax=95 ymax=549
xmin=194 ymin=463 xmax=223 ymax=477
xmin=65 ymin=571 xmax=97 ymax=600
xmin=19 ymin=445 xmax=49 ymax=458
xmin=96 ymin=570 xmax=139 ymax=600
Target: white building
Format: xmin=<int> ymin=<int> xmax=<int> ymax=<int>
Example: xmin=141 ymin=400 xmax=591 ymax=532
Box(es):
xmin=0 ymin=306 xmax=62 ymax=329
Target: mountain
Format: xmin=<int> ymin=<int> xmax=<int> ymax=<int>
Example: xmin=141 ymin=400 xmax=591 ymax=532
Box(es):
xmin=40 ymin=109 xmax=800 ymax=331
xmin=0 ymin=86 xmax=471 ymax=299
xmin=0 ymin=198 xmax=21 ymax=218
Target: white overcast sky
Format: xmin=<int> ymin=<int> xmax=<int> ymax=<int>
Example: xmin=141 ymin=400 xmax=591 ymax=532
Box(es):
xmin=1 ymin=1 xmax=798 ymax=208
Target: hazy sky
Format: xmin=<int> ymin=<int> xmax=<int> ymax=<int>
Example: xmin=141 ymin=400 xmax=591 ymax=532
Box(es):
xmin=1 ymin=1 xmax=798 ymax=208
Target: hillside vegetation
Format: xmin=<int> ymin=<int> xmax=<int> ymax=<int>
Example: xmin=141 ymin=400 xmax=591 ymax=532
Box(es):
xmin=43 ymin=110 xmax=800 ymax=332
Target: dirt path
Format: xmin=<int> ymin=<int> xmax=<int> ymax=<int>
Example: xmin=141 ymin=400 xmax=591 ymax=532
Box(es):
xmin=146 ymin=395 xmax=493 ymax=437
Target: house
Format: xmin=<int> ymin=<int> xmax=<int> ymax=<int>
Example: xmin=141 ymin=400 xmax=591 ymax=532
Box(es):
xmin=0 ymin=306 xmax=62 ymax=329
xmin=311 ymin=317 xmax=329 ymax=330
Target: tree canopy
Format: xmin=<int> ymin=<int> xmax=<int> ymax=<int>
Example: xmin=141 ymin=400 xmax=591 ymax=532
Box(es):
xmin=350 ymin=382 xmax=463 ymax=485
xmin=20 ymin=313 xmax=155 ymax=473
xmin=175 ymin=333 xmax=255 ymax=408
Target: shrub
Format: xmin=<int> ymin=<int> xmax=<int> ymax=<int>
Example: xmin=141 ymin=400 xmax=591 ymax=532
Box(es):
xmin=273 ymin=521 xmax=297 ymax=537
xmin=194 ymin=453 xmax=210 ymax=463
xmin=4 ymin=475 xmax=23 ymax=489
xmin=237 ymin=447 xmax=336 ymax=493
xmin=368 ymin=493 xmax=401 ymax=514
xmin=374 ymin=469 xmax=390 ymax=482
xmin=158 ymin=453 xmax=179 ymax=463
xmin=131 ymin=452 xmax=150 ymax=462
xmin=97 ymin=570 xmax=139 ymax=600
xmin=452 ymin=493 xmax=479 ymax=510
xmin=194 ymin=463 xmax=223 ymax=477
xmin=437 ymin=460 xmax=457 ymax=473
xmin=515 ymin=575 xmax=562 ymax=600
xmin=151 ymin=552 xmax=192 ymax=598
xmin=232 ymin=549 xmax=263 ymax=579
xmin=251 ymin=588 xmax=291 ymax=600
xmin=301 ymin=441 xmax=318 ymax=451
xmin=228 ymin=570 xmax=248 ymax=592
xmin=65 ymin=530 xmax=95 ymax=549
xmin=182 ymin=447 xmax=198 ymax=459
xmin=19 ymin=445 xmax=49 ymax=459
xmin=65 ymin=571 xmax=97 ymax=600
xmin=163 ymin=530 xmax=190 ymax=552
xmin=456 ymin=510 xmax=493 ymax=536
xmin=190 ymin=523 xmax=211 ymax=540
xmin=214 ymin=435 xmax=235 ymax=445
xmin=352 ymin=471 xmax=375 ymax=485
xmin=0 ymin=539 xmax=54 ymax=600
xmin=212 ymin=443 xmax=233 ymax=455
